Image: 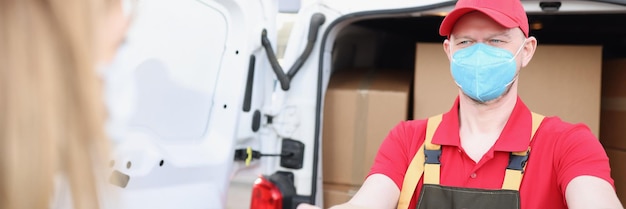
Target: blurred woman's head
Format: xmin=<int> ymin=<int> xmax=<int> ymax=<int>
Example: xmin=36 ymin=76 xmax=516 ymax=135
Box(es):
xmin=0 ymin=0 xmax=129 ymax=208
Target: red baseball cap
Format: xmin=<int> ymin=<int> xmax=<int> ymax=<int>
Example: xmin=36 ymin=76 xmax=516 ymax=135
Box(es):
xmin=439 ymin=0 xmax=529 ymax=37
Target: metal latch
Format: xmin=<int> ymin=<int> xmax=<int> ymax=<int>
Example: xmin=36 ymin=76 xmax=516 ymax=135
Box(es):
xmin=233 ymin=138 xmax=304 ymax=169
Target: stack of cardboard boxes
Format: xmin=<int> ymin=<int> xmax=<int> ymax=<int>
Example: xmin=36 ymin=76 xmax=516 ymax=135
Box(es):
xmin=323 ymin=42 xmax=624 ymax=206
xmin=322 ymin=69 xmax=413 ymax=207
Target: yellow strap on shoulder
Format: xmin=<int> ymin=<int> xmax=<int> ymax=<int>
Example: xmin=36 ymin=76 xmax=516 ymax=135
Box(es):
xmin=501 ymin=112 xmax=545 ymax=191
xmin=397 ymin=114 xmax=442 ymax=209
xmin=423 ymin=115 xmax=442 ymax=185
xmin=424 ymin=115 xmax=443 ymax=151
xmin=397 ymin=143 xmax=425 ymax=209
xmin=530 ymin=112 xmax=544 ymax=140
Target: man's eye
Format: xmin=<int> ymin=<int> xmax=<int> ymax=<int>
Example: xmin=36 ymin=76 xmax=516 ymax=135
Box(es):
xmin=458 ymin=40 xmax=471 ymax=45
xmin=490 ymin=39 xmax=503 ymax=44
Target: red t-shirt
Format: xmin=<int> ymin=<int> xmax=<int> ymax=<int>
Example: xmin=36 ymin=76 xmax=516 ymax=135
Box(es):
xmin=369 ymin=97 xmax=614 ymax=209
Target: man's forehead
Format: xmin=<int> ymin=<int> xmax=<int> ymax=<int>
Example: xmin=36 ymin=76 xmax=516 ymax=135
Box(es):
xmin=451 ymin=28 xmax=517 ymax=39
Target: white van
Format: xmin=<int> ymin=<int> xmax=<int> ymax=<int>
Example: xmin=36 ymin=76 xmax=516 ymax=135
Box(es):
xmin=103 ymin=0 xmax=626 ymax=208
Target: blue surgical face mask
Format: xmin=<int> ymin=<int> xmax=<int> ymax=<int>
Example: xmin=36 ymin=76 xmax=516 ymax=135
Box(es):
xmin=450 ymin=41 xmax=525 ymax=103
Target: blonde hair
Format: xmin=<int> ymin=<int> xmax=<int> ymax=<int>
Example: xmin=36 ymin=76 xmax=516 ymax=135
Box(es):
xmin=0 ymin=0 xmax=114 ymax=208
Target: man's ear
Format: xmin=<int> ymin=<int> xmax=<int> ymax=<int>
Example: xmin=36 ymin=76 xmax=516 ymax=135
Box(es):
xmin=521 ymin=36 xmax=537 ymax=67
xmin=443 ymin=39 xmax=452 ymax=61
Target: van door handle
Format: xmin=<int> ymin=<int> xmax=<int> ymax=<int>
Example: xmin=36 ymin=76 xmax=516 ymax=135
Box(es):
xmin=261 ymin=13 xmax=326 ymax=91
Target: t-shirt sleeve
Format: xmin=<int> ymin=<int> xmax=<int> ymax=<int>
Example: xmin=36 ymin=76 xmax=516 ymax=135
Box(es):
xmin=368 ymin=120 xmax=426 ymax=189
xmin=554 ymin=124 xmax=615 ymax=195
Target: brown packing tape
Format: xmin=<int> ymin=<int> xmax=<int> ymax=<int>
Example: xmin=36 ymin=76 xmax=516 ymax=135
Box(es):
xmin=352 ymin=69 xmax=376 ymax=184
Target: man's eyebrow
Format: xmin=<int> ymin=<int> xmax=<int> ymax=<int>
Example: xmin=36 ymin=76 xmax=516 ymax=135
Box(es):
xmin=452 ymin=30 xmax=513 ymax=40
xmin=487 ymin=31 xmax=512 ymax=39
xmin=451 ymin=35 xmax=474 ymax=40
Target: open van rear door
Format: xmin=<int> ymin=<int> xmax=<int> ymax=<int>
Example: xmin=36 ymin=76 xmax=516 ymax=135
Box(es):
xmin=103 ymin=0 xmax=278 ymax=208
xmin=102 ymin=0 xmax=331 ymax=208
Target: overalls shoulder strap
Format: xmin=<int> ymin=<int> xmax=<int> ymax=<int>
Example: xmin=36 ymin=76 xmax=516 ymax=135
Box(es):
xmin=397 ymin=114 xmax=443 ymax=209
xmin=501 ymin=112 xmax=545 ymax=190
xmin=396 ymin=112 xmax=545 ymax=209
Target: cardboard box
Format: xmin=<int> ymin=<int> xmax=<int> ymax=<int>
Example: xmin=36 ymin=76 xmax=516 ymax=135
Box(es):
xmin=605 ymin=148 xmax=626 ymax=206
xmin=413 ymin=43 xmax=458 ymax=120
xmin=323 ymin=183 xmax=361 ymax=208
xmin=413 ymin=43 xmax=602 ymax=136
xmin=520 ymin=45 xmax=602 ymax=136
xmin=600 ymin=59 xmax=626 ymax=150
xmin=323 ymin=69 xmax=412 ymax=185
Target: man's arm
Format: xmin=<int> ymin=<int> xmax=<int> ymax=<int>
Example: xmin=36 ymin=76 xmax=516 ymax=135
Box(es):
xmin=335 ymin=174 xmax=400 ymax=209
xmin=297 ymin=174 xmax=400 ymax=209
xmin=565 ymin=175 xmax=623 ymax=209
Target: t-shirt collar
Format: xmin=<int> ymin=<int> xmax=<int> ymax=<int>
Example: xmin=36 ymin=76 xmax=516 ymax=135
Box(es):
xmin=431 ymin=96 xmax=532 ymax=152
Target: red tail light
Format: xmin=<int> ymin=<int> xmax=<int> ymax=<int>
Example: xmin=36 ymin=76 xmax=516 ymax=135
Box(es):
xmin=250 ymin=176 xmax=283 ymax=209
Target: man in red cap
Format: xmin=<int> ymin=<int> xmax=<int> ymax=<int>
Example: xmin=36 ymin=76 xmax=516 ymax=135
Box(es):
xmin=298 ymin=0 xmax=623 ymax=208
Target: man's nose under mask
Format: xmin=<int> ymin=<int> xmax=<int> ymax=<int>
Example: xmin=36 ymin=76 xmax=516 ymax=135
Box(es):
xmin=450 ymin=41 xmax=525 ymax=103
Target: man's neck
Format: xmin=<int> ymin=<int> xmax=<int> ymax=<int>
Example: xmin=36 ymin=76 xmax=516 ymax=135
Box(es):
xmin=457 ymin=85 xmax=518 ymax=162
xmin=458 ymin=85 xmax=518 ymax=135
